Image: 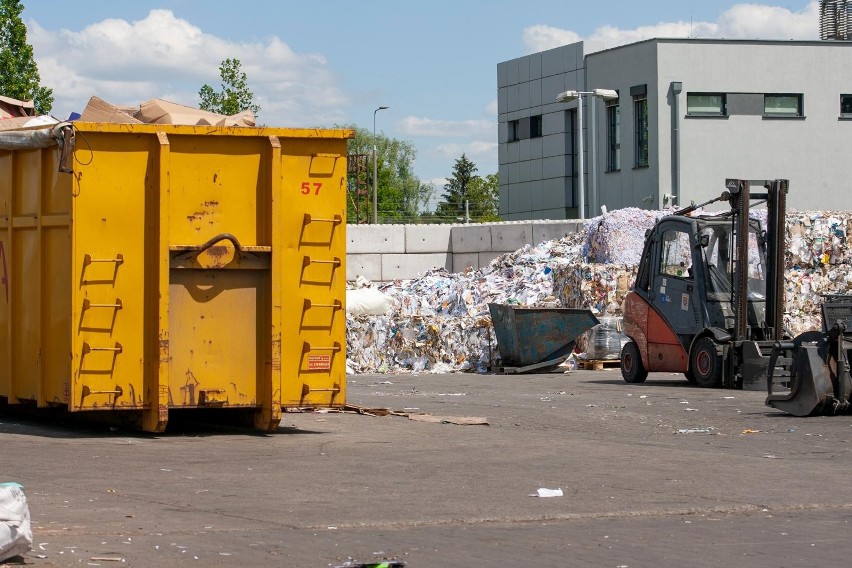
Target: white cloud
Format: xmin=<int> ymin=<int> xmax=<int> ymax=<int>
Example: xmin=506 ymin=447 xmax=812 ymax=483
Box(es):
xmin=718 ymin=2 xmax=819 ymax=39
xmin=523 ymin=1 xmax=820 ymax=53
xmin=398 ymin=116 xmax=494 ymax=138
xmin=485 ymin=99 xmax=498 ymax=115
xmin=435 ymin=141 xmax=498 ymax=160
xmin=27 ymin=9 xmax=347 ymax=124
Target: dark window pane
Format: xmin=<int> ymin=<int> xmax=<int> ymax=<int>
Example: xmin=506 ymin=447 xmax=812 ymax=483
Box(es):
xmin=508 ymin=120 xmax=519 ymax=142
xmin=842 ymin=94 xmax=852 ymax=115
xmin=606 ymin=102 xmax=620 ymax=171
xmin=634 ymin=97 xmax=649 ymax=168
xmin=530 ymin=115 xmax=542 ymax=138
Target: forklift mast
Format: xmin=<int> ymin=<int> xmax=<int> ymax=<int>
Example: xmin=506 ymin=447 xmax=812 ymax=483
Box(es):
xmin=724 ymin=178 xmax=787 ymax=343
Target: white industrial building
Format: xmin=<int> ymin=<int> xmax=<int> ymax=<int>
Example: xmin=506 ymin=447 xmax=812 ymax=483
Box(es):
xmin=497 ymin=37 xmax=852 ymax=220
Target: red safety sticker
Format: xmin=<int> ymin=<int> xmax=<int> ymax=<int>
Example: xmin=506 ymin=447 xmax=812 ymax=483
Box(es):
xmin=307 ymin=355 xmax=332 ymax=371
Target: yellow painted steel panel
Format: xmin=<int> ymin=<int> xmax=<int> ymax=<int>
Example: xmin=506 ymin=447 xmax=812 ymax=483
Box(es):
xmin=42 ymin=226 xmax=71 ymax=404
xmin=167 ymin=136 xmax=268 ymax=247
xmin=168 ymin=267 xmax=269 ymax=408
xmin=279 ymin=139 xmax=348 ymax=407
xmin=0 ymin=146 xmax=72 ymax=406
xmin=0 ymin=123 xmax=352 ymax=431
xmin=71 ymin=132 xmax=151 ymax=411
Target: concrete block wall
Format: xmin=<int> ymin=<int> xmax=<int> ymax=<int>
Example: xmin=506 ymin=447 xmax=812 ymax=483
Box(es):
xmin=345 ymin=220 xmax=585 ymax=282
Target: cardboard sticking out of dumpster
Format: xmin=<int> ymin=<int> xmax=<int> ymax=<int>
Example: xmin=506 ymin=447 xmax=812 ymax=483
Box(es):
xmin=488 ymin=304 xmax=600 ymax=373
xmin=76 ymin=96 xmax=255 ymax=127
xmin=137 ymin=98 xmax=255 ymax=127
xmin=79 ymin=96 xmax=142 ymax=124
xmin=0 ymin=115 xmax=59 ymax=132
xmin=0 ymin=95 xmax=35 ymax=119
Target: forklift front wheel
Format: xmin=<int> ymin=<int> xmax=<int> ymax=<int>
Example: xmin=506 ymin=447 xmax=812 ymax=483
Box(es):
xmin=621 ymin=341 xmax=648 ymax=384
xmin=690 ymin=337 xmax=723 ymax=388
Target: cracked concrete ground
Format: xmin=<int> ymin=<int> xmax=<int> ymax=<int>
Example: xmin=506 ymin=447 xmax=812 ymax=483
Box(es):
xmin=3 ymin=369 xmax=852 ymax=567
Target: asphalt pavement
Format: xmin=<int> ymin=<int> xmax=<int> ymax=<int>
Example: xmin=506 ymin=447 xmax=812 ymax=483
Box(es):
xmin=2 ymin=369 xmax=852 ymax=567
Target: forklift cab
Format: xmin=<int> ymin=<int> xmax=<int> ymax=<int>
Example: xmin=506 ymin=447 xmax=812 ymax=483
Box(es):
xmin=633 ymin=219 xmax=703 ymax=337
xmin=633 ymin=215 xmax=770 ymax=342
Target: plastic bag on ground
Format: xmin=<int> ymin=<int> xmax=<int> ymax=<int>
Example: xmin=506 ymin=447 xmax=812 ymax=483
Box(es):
xmin=0 ymin=482 xmax=32 ymax=561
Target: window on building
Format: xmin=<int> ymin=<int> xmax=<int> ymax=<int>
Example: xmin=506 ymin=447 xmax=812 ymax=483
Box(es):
xmin=530 ymin=115 xmax=542 ymax=138
xmin=841 ymin=94 xmax=852 ymax=116
xmin=634 ymin=95 xmax=649 ymax=168
xmin=764 ymin=94 xmax=803 ymax=117
xmin=686 ymin=93 xmax=727 ymax=116
xmin=508 ymin=120 xmax=519 ymax=142
xmin=606 ymin=98 xmax=620 ymax=171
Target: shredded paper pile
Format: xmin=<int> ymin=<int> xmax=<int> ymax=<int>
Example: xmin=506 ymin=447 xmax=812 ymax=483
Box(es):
xmin=347 ymin=208 xmax=852 ymax=374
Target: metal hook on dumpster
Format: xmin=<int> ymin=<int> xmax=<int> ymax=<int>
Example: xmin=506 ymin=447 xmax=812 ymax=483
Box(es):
xmin=197 ymin=233 xmax=244 ymax=259
xmin=171 ymin=233 xmax=245 ymax=265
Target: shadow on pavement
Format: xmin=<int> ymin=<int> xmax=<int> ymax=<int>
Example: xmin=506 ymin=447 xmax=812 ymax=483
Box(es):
xmin=0 ymin=405 xmax=331 ymax=439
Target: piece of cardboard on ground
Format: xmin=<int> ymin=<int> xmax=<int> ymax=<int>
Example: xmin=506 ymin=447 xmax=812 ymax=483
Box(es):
xmin=138 ymin=98 xmax=255 ymax=127
xmin=0 ymin=95 xmax=35 ymax=119
xmin=79 ymin=96 xmax=142 ymax=124
xmin=407 ymin=414 xmax=489 ymax=425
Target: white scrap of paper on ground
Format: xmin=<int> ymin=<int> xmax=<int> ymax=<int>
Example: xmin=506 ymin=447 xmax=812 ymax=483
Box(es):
xmin=536 ymin=488 xmax=564 ymax=498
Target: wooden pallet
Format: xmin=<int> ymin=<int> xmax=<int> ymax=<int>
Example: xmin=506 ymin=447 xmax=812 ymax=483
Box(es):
xmin=578 ymin=359 xmax=621 ymax=371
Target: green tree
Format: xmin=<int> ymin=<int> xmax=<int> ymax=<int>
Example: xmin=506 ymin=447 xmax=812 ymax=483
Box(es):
xmin=198 ymin=58 xmax=260 ymax=117
xmin=343 ymin=125 xmax=432 ymax=224
xmin=434 ymin=154 xmax=477 ymax=223
xmin=0 ymin=0 xmax=53 ymax=114
xmin=466 ymin=173 xmax=501 ymax=222
xmin=433 ymin=155 xmax=500 ymax=223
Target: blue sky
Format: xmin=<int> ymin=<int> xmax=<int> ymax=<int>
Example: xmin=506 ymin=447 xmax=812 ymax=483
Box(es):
xmin=21 ymin=1 xmax=820 ymax=200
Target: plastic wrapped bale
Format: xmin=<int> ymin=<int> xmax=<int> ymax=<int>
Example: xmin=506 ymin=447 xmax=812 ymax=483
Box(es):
xmin=580 ymin=316 xmax=628 ymax=361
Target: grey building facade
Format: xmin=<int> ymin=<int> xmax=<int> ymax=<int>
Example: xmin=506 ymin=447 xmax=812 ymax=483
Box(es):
xmin=497 ymin=38 xmax=852 ymax=220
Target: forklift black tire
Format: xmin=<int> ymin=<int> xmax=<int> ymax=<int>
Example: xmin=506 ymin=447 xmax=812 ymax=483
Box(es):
xmin=621 ymin=341 xmax=648 ymax=384
xmin=690 ymin=337 xmax=723 ymax=388
xmin=684 ymin=370 xmax=697 ymax=384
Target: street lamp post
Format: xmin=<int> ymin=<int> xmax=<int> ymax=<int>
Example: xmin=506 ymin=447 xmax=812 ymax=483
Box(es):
xmin=373 ymin=106 xmax=389 ymax=224
xmin=555 ymin=89 xmax=618 ymax=219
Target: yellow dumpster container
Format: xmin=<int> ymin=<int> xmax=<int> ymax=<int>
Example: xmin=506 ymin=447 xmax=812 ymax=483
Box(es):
xmin=0 ymin=123 xmax=352 ymax=432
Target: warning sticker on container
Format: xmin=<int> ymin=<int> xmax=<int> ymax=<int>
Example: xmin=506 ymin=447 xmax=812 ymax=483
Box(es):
xmin=681 ymin=293 xmax=690 ymax=311
xmin=307 ymin=355 xmax=332 ymax=371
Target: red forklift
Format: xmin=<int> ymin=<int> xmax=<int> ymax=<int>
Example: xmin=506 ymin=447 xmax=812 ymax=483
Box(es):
xmin=620 ymin=179 xmax=852 ymax=415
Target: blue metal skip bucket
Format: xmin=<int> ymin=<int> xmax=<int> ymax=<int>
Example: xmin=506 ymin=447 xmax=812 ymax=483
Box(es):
xmin=488 ymin=304 xmax=600 ymax=367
